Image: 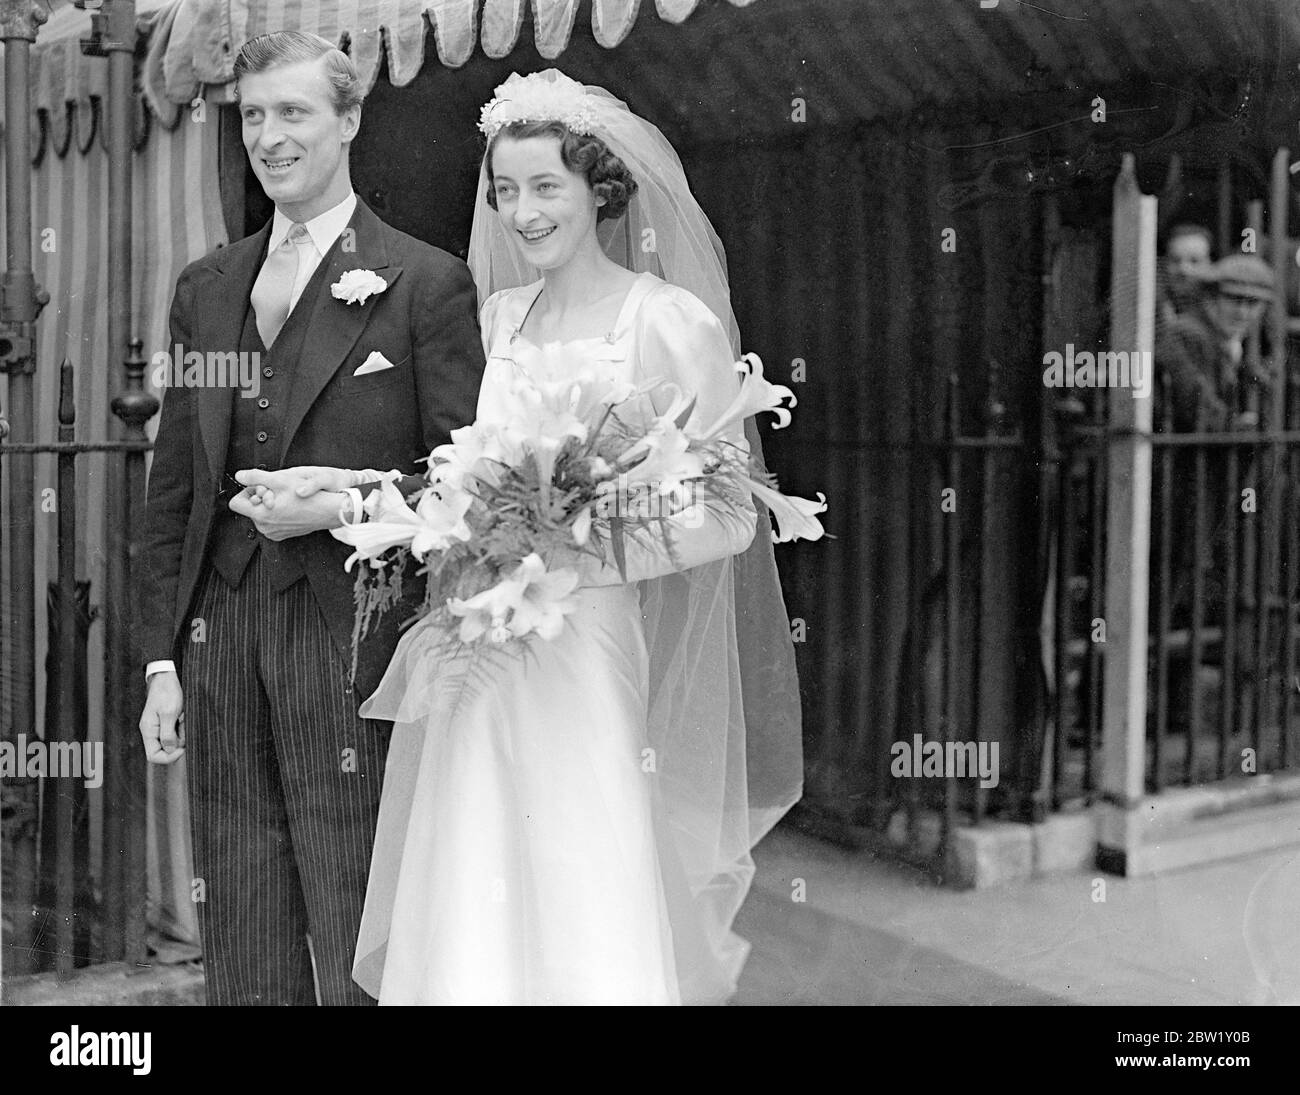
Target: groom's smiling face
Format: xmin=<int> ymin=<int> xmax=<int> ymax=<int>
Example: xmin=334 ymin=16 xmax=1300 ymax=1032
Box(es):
xmin=239 ymin=57 xmax=360 ymax=222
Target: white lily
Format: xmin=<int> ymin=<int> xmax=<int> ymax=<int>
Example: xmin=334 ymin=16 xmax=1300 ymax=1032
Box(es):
xmin=331 ymin=478 xmax=475 ymax=570
xmin=692 ymin=353 xmax=797 ymax=442
xmin=649 ymin=382 xmax=697 ymax=429
xmin=611 ymin=418 xmax=706 ymax=498
xmin=410 ymin=485 xmax=475 ymax=558
xmin=447 ymin=553 xmax=579 ymax=644
xmin=447 ymin=572 xmax=528 ymax=644
xmin=596 ymin=379 xmax=643 ymax=407
xmin=331 ymin=478 xmax=423 ymax=570
xmin=429 ymin=422 xmax=520 ymax=490
xmin=504 ymin=553 xmax=580 ymax=640
xmin=743 ymin=477 xmax=828 ymax=543
xmin=499 ymin=380 xmax=589 ymax=500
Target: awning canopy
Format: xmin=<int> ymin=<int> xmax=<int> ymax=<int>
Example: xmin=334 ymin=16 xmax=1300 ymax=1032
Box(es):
xmin=3 ymin=0 xmax=753 ymax=156
xmin=7 ymin=0 xmax=1300 ymax=159
xmin=0 ymin=0 xmax=178 ymax=155
xmin=152 ymin=0 xmax=754 ymax=102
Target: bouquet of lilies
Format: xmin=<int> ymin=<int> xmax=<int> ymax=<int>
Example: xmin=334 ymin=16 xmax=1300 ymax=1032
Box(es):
xmin=330 ymin=353 xmax=826 ymax=701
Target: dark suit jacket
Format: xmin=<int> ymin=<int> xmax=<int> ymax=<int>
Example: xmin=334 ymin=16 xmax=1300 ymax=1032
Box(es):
xmin=137 ymin=199 xmax=485 ymax=698
xmin=1154 ymin=302 xmax=1274 ymax=433
xmin=1156 ymin=305 xmax=1236 ymax=432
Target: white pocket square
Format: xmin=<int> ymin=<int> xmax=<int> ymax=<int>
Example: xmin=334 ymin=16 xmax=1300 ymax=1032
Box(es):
xmin=353 ymin=351 xmax=395 ymax=376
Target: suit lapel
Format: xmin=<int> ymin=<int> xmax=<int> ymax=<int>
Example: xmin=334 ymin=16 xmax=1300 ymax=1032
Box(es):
xmin=279 ymin=200 xmax=404 ymax=463
xmin=194 ymin=222 xmax=270 ymax=482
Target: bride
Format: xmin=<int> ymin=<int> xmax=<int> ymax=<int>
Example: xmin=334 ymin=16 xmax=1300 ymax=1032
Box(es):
xmin=243 ymin=71 xmax=804 ymax=1005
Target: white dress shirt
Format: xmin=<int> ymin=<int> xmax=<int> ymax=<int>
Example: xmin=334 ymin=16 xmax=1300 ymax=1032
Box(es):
xmin=145 ymin=193 xmax=360 ymax=683
xmin=264 ymin=191 xmax=358 ymax=313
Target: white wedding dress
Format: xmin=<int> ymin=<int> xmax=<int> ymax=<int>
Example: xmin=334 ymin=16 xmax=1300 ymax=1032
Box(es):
xmin=352 ymin=272 xmax=763 ymax=1005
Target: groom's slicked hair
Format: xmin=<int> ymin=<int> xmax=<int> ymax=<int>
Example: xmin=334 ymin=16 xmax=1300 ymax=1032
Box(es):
xmin=234 ymin=31 xmax=364 ymax=115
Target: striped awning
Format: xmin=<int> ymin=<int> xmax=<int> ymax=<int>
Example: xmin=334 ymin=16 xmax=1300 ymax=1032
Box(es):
xmin=9 ymin=0 xmax=1300 ymax=158
xmin=2 ymin=0 xmax=753 ymax=155
xmin=2 ymin=5 xmax=228 ymax=950
xmin=0 ymin=0 xmax=181 ymax=155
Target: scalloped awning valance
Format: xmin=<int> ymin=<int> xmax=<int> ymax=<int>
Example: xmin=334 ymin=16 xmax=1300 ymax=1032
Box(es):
xmin=0 ymin=0 xmax=753 ymax=159
xmin=160 ymin=1 xmax=756 ymax=95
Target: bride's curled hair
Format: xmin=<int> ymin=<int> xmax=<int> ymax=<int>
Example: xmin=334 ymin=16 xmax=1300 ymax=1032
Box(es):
xmin=486 ymin=121 xmax=638 ymax=222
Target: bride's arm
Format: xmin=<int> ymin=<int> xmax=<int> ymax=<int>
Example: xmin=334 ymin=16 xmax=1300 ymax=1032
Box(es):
xmin=577 ymin=493 xmax=756 ymax=585
xmin=576 ymin=285 xmax=758 ymax=586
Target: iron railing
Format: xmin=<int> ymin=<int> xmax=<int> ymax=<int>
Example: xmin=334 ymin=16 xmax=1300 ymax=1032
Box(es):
xmin=0 ymin=348 xmax=156 ymax=977
xmin=913 ymin=364 xmax=1300 ymax=866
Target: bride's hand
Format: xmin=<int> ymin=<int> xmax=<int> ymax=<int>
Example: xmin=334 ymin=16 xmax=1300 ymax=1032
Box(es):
xmin=235 ymin=466 xmax=361 ymax=499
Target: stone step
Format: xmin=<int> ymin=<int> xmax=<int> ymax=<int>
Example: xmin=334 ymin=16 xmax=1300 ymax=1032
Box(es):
xmin=1141 ymin=770 xmax=1300 ymax=838
xmin=1 ymin=961 xmax=204 ymax=1007
xmin=1129 ymin=796 xmax=1300 ymax=877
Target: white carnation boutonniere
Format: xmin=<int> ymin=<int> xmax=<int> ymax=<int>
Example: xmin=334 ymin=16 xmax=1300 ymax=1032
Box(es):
xmin=331 ymin=268 xmax=389 ymax=306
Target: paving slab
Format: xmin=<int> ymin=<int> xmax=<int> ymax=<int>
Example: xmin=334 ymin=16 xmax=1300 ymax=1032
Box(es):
xmin=735 ymin=825 xmax=1299 ymax=1006
xmin=6 ymin=825 xmax=1294 ymax=1007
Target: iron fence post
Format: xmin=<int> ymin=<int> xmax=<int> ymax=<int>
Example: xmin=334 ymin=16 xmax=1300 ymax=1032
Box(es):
xmin=82 ymin=0 xmax=143 ymax=965
xmin=54 ymin=360 xmax=77 ymax=976
xmin=110 ymin=338 xmax=157 ymax=967
xmin=0 ymin=0 xmax=49 ymax=978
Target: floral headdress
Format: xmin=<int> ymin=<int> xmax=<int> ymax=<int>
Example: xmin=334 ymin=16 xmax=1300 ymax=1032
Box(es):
xmin=478 ymin=71 xmax=598 ymax=140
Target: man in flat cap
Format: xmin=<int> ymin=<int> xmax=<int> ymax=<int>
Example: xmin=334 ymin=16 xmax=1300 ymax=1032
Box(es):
xmin=1152 ymin=253 xmax=1277 ymax=734
xmin=1156 ymin=253 xmax=1276 ymax=432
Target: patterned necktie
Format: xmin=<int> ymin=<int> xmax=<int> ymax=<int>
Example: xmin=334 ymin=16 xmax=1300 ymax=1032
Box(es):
xmin=251 ymin=223 xmax=311 ymax=348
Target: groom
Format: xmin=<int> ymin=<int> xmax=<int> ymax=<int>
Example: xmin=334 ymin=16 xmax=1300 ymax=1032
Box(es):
xmin=136 ymin=31 xmax=484 ymax=1004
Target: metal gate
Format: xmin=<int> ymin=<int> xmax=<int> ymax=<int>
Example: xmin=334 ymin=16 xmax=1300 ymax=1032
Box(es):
xmin=790 ymin=149 xmax=1300 ymax=875
xmin=1 ymin=351 xmax=156 ymax=977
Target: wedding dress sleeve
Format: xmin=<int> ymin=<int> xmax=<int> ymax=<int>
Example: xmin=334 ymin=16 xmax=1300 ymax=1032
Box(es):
xmin=576 ymin=283 xmax=757 ymax=586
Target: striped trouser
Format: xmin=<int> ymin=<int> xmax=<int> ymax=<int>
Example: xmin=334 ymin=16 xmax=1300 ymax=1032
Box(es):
xmin=182 ymin=551 xmax=390 ymax=1005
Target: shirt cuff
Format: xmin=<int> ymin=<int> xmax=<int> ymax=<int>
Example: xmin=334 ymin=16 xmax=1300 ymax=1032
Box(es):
xmin=342 ymin=487 xmax=365 ymax=523
xmin=145 ymin=660 xmax=177 ymax=682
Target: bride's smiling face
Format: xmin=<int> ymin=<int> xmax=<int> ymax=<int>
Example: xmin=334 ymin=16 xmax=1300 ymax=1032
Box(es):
xmin=490 ymin=135 xmax=605 ymax=270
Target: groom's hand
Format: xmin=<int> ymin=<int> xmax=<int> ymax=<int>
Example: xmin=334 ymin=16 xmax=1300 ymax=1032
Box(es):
xmin=140 ymin=671 xmax=185 ymax=765
xmin=236 ymin=466 xmax=359 ymax=498
xmin=230 ymin=472 xmax=351 ymax=541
